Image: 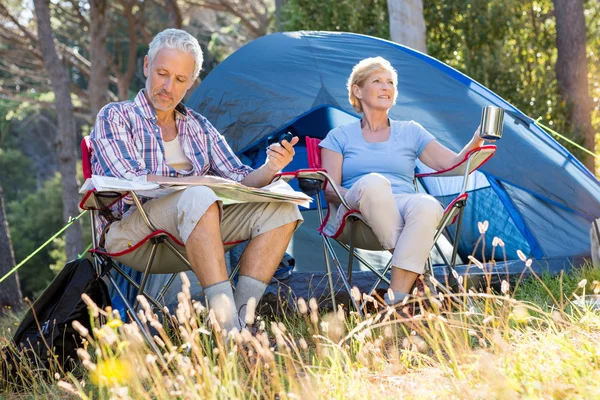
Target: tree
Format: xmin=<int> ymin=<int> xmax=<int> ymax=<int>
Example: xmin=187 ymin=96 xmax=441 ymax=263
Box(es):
xmin=0 ymin=185 xmax=22 ymax=308
xmin=33 ymin=0 xmax=83 ymax=261
xmin=424 ymin=0 xmax=599 ymax=169
xmin=89 ymin=0 xmax=111 ymax=116
xmin=553 ymin=0 xmax=595 ymax=171
xmin=282 ymin=0 xmax=389 ymax=39
xmin=387 ymin=0 xmax=427 ymax=53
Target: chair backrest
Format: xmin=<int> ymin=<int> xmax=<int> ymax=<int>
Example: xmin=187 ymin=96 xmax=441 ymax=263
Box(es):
xmin=305 ymin=136 xmax=322 ymax=169
xmin=81 ymin=137 xmax=93 ymax=180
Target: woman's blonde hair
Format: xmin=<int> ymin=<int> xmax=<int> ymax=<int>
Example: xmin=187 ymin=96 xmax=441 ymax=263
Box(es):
xmin=347 ymin=57 xmax=398 ymax=113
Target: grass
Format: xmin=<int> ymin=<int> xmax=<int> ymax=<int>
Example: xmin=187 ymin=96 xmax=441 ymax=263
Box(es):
xmin=1 ymin=258 xmax=600 ymax=399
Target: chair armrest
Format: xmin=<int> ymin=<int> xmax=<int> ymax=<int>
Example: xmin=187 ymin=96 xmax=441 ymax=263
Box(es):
xmin=273 ymin=169 xmax=352 ymax=210
xmin=79 ymin=190 xmax=127 ymax=211
xmin=313 ymin=170 xmax=353 ymax=211
xmin=415 ymin=145 xmax=496 ymax=178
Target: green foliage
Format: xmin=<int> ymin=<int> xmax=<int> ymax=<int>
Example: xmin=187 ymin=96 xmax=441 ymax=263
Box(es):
xmin=5 ymin=174 xmax=65 ymax=298
xmin=4 ymin=172 xmax=90 ymax=299
xmin=424 ymin=0 xmax=599 ymax=165
xmin=514 ymin=260 xmax=600 ymax=309
xmin=0 ymin=148 xmax=37 ymax=203
xmin=282 ymin=0 xmax=390 ymax=39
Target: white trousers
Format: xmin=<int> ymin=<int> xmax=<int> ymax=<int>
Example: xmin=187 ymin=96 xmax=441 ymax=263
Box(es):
xmin=342 ymin=173 xmax=443 ymax=274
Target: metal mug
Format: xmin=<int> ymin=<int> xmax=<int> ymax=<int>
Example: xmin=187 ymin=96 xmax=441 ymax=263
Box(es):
xmin=479 ymin=106 xmax=505 ymax=140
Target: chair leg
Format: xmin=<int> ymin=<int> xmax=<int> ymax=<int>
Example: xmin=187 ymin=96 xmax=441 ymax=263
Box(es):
xmin=228 ymin=261 xmax=241 ymax=289
xmin=321 ymin=234 xmax=338 ymax=312
xmin=110 ymin=262 xmax=165 ymax=311
xmin=336 ymin=241 xmax=391 ymax=285
xmin=107 ymin=273 xmax=166 ymax=365
xmin=155 ymin=273 xmax=178 ymax=304
xmin=315 ymin=193 xmax=337 ymax=312
xmin=322 ymin=236 xmax=363 ymax=317
xmin=347 ymin=221 xmax=355 ymax=287
xmin=449 ymin=208 xmax=465 ymax=271
xmin=365 ymin=258 xmax=393 ymax=299
xmin=133 ymin=241 xmax=160 ymax=309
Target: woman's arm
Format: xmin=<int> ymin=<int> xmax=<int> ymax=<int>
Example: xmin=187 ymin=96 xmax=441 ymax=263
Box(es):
xmin=418 ymin=126 xmax=486 ymax=171
xmin=320 ymin=148 xmax=348 ymax=205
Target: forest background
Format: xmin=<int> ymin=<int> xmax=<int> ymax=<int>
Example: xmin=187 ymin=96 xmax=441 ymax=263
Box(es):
xmin=0 ymin=0 xmax=598 ymax=306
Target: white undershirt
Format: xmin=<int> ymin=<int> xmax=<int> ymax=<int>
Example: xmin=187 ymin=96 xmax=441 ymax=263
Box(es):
xmin=163 ymin=135 xmax=192 ymax=172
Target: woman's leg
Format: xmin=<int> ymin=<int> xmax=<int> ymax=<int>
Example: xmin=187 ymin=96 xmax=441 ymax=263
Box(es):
xmin=388 ymin=193 xmax=443 ymax=296
xmin=343 ymin=173 xmax=402 ymax=250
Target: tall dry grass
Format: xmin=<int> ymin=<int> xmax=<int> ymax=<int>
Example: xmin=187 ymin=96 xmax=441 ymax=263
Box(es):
xmin=2 ymin=231 xmax=600 ymax=399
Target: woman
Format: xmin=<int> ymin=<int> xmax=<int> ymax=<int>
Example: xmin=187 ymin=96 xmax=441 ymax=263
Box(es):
xmin=319 ymin=57 xmax=488 ymax=305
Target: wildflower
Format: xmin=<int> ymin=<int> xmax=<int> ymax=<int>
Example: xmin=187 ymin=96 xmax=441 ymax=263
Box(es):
xmin=309 ymin=298 xmax=318 ymax=313
xmin=478 ymin=220 xmax=489 ymax=234
xmin=81 ymin=293 xmax=100 ymax=318
xmin=297 ymin=298 xmax=308 ymax=315
xmin=57 ymin=381 xmax=79 ymax=395
xmin=90 ymin=358 xmax=133 ymax=387
xmin=72 ymin=321 xmax=89 ymax=338
xmin=467 ymin=255 xmax=485 ymax=270
xmin=525 ymin=258 xmax=532 ymax=267
xmin=245 ymin=297 xmax=257 ymax=326
xmin=146 ymin=354 xmax=158 ymax=365
xmin=117 ymin=341 xmax=129 ymax=352
xmin=107 ymin=319 xmax=123 ymax=329
xmin=387 ymin=289 xmax=395 ymax=303
xmin=77 ymin=348 xmax=91 ymax=362
xmin=351 ymin=286 xmax=361 ymax=302
xmin=512 ymin=305 xmax=530 ymax=324
xmin=578 ymin=279 xmax=588 ymax=289
xmin=299 ymin=338 xmax=308 ymax=350
xmin=516 ymin=250 xmax=527 ymax=262
xmin=501 ymin=280 xmax=510 ymax=295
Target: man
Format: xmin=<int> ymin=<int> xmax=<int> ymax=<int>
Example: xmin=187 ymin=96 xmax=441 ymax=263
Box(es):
xmin=90 ymin=28 xmax=303 ymax=331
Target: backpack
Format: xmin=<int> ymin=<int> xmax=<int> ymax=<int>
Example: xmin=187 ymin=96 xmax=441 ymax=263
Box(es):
xmin=2 ymin=258 xmax=111 ymax=380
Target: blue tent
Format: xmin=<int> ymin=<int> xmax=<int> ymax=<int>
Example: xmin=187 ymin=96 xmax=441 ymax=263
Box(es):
xmin=185 ymin=31 xmax=600 ymax=294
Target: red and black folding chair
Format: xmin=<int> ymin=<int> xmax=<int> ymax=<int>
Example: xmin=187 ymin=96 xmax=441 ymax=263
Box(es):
xmin=279 ymin=137 xmax=496 ymax=314
xmin=79 ymin=137 xmax=245 ymax=356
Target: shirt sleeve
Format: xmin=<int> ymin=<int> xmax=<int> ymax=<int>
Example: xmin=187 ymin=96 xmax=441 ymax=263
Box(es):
xmin=90 ymin=105 xmax=149 ymax=181
xmin=199 ymin=115 xmax=253 ymax=182
xmin=318 ymin=127 xmax=345 ymax=154
xmin=410 ymin=121 xmax=436 ymax=156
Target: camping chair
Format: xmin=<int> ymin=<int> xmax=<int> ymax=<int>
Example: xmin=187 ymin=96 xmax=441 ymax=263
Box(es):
xmin=280 ymin=136 xmax=496 ymax=315
xmin=79 ymin=137 xmax=245 ymax=353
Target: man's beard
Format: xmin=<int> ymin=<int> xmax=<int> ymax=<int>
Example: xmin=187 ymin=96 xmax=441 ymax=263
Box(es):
xmin=146 ymin=81 xmax=175 ymax=111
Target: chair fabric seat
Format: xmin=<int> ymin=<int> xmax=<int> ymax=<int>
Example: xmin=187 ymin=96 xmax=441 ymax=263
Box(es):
xmin=90 ymin=230 xmax=245 ymax=274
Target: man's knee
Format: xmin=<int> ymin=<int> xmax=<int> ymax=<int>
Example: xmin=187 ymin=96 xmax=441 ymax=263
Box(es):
xmin=177 ymin=186 xmax=221 ymax=243
xmin=177 ymin=186 xmax=219 ymax=212
xmin=251 ymin=202 xmax=303 ymax=238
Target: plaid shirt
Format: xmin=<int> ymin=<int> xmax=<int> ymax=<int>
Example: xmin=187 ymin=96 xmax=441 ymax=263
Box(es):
xmin=90 ymin=89 xmax=253 ymax=233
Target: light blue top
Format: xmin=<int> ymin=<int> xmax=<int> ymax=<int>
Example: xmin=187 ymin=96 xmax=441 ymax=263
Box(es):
xmin=319 ymin=119 xmax=435 ymax=194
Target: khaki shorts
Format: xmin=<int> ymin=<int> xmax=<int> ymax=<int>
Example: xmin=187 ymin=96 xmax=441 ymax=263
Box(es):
xmin=105 ymin=186 xmax=303 ymax=273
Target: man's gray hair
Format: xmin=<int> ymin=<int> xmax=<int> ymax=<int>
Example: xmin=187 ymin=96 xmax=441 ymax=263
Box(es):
xmin=147 ymin=29 xmax=203 ymax=80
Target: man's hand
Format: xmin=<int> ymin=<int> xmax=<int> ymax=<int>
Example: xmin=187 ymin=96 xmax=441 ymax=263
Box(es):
xmin=265 ymin=136 xmax=299 ymax=173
